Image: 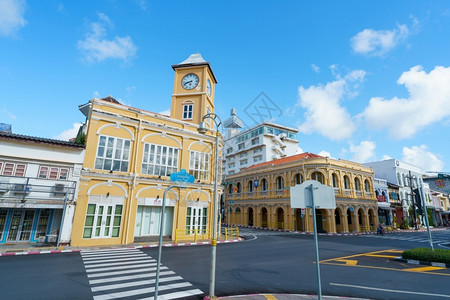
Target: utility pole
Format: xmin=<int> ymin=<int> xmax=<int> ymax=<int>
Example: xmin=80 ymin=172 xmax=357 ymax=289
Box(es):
xmin=407 ymin=171 xmax=418 ymax=230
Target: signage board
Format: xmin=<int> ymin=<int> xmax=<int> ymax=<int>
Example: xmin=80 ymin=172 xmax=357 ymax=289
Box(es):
xmin=254 ymin=179 xmax=259 ymax=188
xmin=170 ymin=169 xmax=195 ymax=183
xmin=290 ymin=180 xmax=336 ymax=209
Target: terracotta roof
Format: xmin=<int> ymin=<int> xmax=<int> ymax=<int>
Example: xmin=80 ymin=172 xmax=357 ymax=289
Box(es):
xmin=246 ymin=152 xmax=323 ymax=170
xmin=0 ymin=131 xmax=85 ymax=149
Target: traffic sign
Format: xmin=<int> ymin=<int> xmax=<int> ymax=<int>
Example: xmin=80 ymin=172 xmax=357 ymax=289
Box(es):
xmin=290 ymin=180 xmax=336 ymax=209
xmin=170 ymin=169 xmax=195 ymax=183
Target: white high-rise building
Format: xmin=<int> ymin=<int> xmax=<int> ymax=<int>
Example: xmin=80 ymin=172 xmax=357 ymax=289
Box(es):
xmin=222 ymin=109 xmax=299 ymax=175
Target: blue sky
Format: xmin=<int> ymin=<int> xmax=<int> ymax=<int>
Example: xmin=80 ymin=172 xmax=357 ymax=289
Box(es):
xmin=1 ymin=0 xmax=449 ymax=173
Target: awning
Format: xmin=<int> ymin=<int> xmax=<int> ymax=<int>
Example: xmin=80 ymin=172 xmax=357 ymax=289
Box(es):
xmin=378 ymin=206 xmax=396 ymax=211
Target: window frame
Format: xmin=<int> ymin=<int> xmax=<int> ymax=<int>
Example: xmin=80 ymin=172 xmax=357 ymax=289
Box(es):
xmin=94 ymin=135 xmax=131 ymax=172
xmin=182 ymin=103 xmax=194 ymax=120
xmin=142 ymin=143 xmax=179 ymax=177
xmin=189 ymin=150 xmax=210 ymax=181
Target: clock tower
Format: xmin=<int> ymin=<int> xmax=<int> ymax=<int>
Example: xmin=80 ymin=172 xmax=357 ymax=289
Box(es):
xmin=170 ymin=53 xmax=217 ymax=126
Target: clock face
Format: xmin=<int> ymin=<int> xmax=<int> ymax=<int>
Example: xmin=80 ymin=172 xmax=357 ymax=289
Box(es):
xmin=182 ymin=73 xmax=199 ymax=90
xmin=207 ymin=79 xmax=212 ymax=96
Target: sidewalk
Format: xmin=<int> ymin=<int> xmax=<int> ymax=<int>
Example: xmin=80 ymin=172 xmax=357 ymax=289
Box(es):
xmin=0 ymin=237 xmax=243 ymax=256
xmin=213 ymin=294 xmax=367 ymax=300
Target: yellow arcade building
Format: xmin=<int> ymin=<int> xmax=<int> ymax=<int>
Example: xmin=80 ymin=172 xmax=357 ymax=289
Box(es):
xmin=71 ymin=53 xmax=223 ymax=247
xmin=224 ymin=152 xmax=378 ymax=234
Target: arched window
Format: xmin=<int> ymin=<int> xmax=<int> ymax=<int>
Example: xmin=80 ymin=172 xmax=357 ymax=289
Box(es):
xmin=228 ymin=184 xmax=233 ymax=194
xmin=261 ymin=178 xmax=268 ymax=191
xmin=344 ymin=175 xmax=350 ymax=189
xmin=402 ymin=173 xmax=407 ymax=186
xmin=276 ymin=176 xmax=284 ymax=190
xmin=332 ymin=173 xmax=339 ymax=188
xmin=364 ymin=179 xmax=370 ymax=192
xmin=236 ymin=182 xmax=241 ymax=193
xmin=355 ymin=178 xmax=361 ymax=191
xmin=311 ymin=171 xmax=324 ymax=184
xmin=294 ymin=173 xmax=303 ymax=185
xmin=248 ymin=180 xmax=253 ymax=192
xmin=235 ymin=207 xmax=241 ymax=213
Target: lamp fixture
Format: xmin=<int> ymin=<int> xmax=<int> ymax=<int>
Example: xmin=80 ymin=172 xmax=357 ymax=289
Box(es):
xmin=106 ymin=192 xmax=110 ymax=197
xmin=156 ymin=195 xmax=160 ymax=200
xmin=197 ymin=121 xmax=208 ymax=134
xmin=109 ymin=170 xmax=113 ymax=174
xmin=197 ymin=197 xmax=200 ymax=202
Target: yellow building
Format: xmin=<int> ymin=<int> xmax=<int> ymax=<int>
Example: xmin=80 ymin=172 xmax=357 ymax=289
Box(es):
xmin=71 ymin=54 xmax=222 ymax=247
xmin=225 ymin=152 xmax=378 ymax=233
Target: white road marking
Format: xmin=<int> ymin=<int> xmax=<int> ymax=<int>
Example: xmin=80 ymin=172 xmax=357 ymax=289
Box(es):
xmin=92 ymin=282 xmax=192 ymax=300
xmin=91 ymin=276 xmax=183 ymax=292
xmin=87 ymin=266 xmax=168 ymax=278
xmin=87 ymin=262 xmax=157 ymax=273
xmin=147 ymin=289 xmax=204 ymax=300
xmin=85 ymin=259 xmax=155 ymax=268
xmin=82 ymin=253 xmax=147 ymax=260
xmin=89 ymin=271 xmax=175 ymax=285
xmin=330 ymin=283 xmax=450 ymax=298
xmin=83 ymin=255 xmax=148 ymax=262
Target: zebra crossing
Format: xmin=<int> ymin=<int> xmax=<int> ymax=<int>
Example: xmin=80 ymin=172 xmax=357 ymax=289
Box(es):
xmin=359 ymin=232 xmax=450 ymax=245
xmin=81 ymin=248 xmax=203 ymax=300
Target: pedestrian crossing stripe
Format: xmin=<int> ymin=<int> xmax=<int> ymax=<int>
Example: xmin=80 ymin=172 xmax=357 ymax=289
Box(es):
xmin=81 ymin=248 xmax=203 ymax=299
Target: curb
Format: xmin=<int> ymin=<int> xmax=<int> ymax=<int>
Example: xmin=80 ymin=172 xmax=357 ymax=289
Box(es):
xmin=207 ymin=293 xmax=367 ymax=299
xmin=0 ymin=238 xmax=243 ymax=257
xmin=224 ymin=224 xmax=448 ymax=236
xmin=393 ymin=256 xmax=450 ymax=268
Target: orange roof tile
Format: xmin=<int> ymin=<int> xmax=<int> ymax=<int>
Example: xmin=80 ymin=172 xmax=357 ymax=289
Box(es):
xmin=246 ymin=152 xmax=323 ymax=170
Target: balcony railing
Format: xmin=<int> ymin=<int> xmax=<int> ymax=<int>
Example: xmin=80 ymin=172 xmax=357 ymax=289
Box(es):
xmin=0 ymin=175 xmax=77 ymax=207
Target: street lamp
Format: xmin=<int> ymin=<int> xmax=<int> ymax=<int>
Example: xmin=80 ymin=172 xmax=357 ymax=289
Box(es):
xmin=197 ymin=113 xmax=222 ymax=298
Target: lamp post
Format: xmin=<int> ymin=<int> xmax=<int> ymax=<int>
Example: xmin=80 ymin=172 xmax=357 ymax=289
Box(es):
xmin=197 ymin=113 xmax=222 ymax=298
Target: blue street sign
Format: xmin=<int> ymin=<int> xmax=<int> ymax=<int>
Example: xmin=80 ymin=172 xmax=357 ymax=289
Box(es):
xmin=254 ymin=179 xmax=259 ymax=188
xmin=170 ymin=169 xmax=195 ymax=183
xmin=229 ymin=200 xmax=234 ymax=204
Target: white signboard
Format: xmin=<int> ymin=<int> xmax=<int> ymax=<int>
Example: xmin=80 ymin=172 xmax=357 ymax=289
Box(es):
xmin=290 ymin=180 xmax=336 ymax=209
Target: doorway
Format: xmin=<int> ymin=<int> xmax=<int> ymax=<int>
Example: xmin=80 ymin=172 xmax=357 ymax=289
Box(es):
xmin=276 ymin=207 xmax=284 ymax=229
xmin=295 ymin=209 xmax=304 ymax=232
xmin=248 ymin=207 xmax=254 ymax=226
xmin=261 ymin=207 xmax=268 ymax=228
xmin=134 ymin=206 xmax=174 ymax=237
xmin=7 ymin=209 xmax=35 ymax=242
xmin=186 ymin=207 xmax=207 ymax=234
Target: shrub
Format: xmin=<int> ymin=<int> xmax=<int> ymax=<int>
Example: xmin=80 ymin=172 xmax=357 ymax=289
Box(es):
xmin=402 ymin=247 xmax=450 ymax=264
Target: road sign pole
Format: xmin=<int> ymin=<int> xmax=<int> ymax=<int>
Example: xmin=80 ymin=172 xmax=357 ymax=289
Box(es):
xmin=155 ymin=184 xmax=187 ymax=300
xmin=308 ymin=184 xmax=322 ymax=300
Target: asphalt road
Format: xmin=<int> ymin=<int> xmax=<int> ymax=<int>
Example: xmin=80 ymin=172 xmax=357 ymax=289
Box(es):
xmin=1 ymin=228 xmax=449 ymax=300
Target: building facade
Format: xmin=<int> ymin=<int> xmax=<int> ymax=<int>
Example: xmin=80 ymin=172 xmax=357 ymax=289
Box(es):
xmin=364 ymin=159 xmax=426 ymax=226
xmin=71 ymin=54 xmax=223 ymax=247
xmin=374 ymin=178 xmax=392 ymax=226
xmin=224 ymin=153 xmax=378 ymax=233
xmin=222 ymin=118 xmax=299 ymax=176
xmin=0 ymin=131 xmax=84 ymax=245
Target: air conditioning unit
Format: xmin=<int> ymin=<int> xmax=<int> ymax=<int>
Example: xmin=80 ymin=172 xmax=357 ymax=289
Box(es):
xmin=53 ymin=184 xmax=66 ymax=197
xmin=0 ymin=179 xmax=9 ymax=194
xmin=13 ymin=183 xmax=31 ymax=194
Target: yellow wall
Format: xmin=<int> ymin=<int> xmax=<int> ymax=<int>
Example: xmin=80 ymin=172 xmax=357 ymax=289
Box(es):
xmin=71 ymin=60 xmax=222 ymax=247
xmin=224 ymin=157 xmax=378 ymax=233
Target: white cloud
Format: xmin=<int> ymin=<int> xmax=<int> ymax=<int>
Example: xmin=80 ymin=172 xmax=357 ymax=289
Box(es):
xmin=77 ymin=13 xmax=137 ymax=63
xmin=351 ymin=24 xmax=409 ymax=56
xmin=54 ymin=123 xmax=82 ymax=141
xmin=296 ymin=70 xmax=365 ymax=140
xmin=362 ymin=65 xmax=450 ymax=139
xmin=349 ymin=141 xmax=376 ymax=163
xmin=93 ymin=91 xmax=100 ymax=98
xmin=402 ymin=145 xmax=444 ymax=172
xmin=158 ymin=109 xmax=170 ymax=116
xmin=0 ymin=0 xmax=27 ymax=37
xmin=318 ymin=150 xmax=331 ymax=158
xmin=311 ymin=64 xmax=320 ymax=73
xmin=296 ymin=147 xmax=304 ymax=154
xmin=382 ymin=154 xmax=392 ymax=160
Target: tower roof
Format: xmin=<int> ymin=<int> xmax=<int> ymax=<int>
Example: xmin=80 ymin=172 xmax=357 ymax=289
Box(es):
xmin=172 ymin=53 xmax=217 ymax=83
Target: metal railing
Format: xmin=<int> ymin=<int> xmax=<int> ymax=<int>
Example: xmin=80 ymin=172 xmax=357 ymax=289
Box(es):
xmin=223 ymin=226 xmax=239 ymax=240
xmin=0 ymin=175 xmax=77 ymax=206
xmin=174 ymin=228 xmax=211 ymax=244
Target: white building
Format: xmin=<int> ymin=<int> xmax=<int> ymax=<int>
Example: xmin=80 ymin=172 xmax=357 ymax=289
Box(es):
xmin=373 ymin=178 xmax=392 ymax=225
xmin=364 ymin=159 xmax=426 ymax=224
xmin=222 ymin=109 xmax=299 ymax=175
xmin=0 ymin=131 xmax=84 ymax=245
